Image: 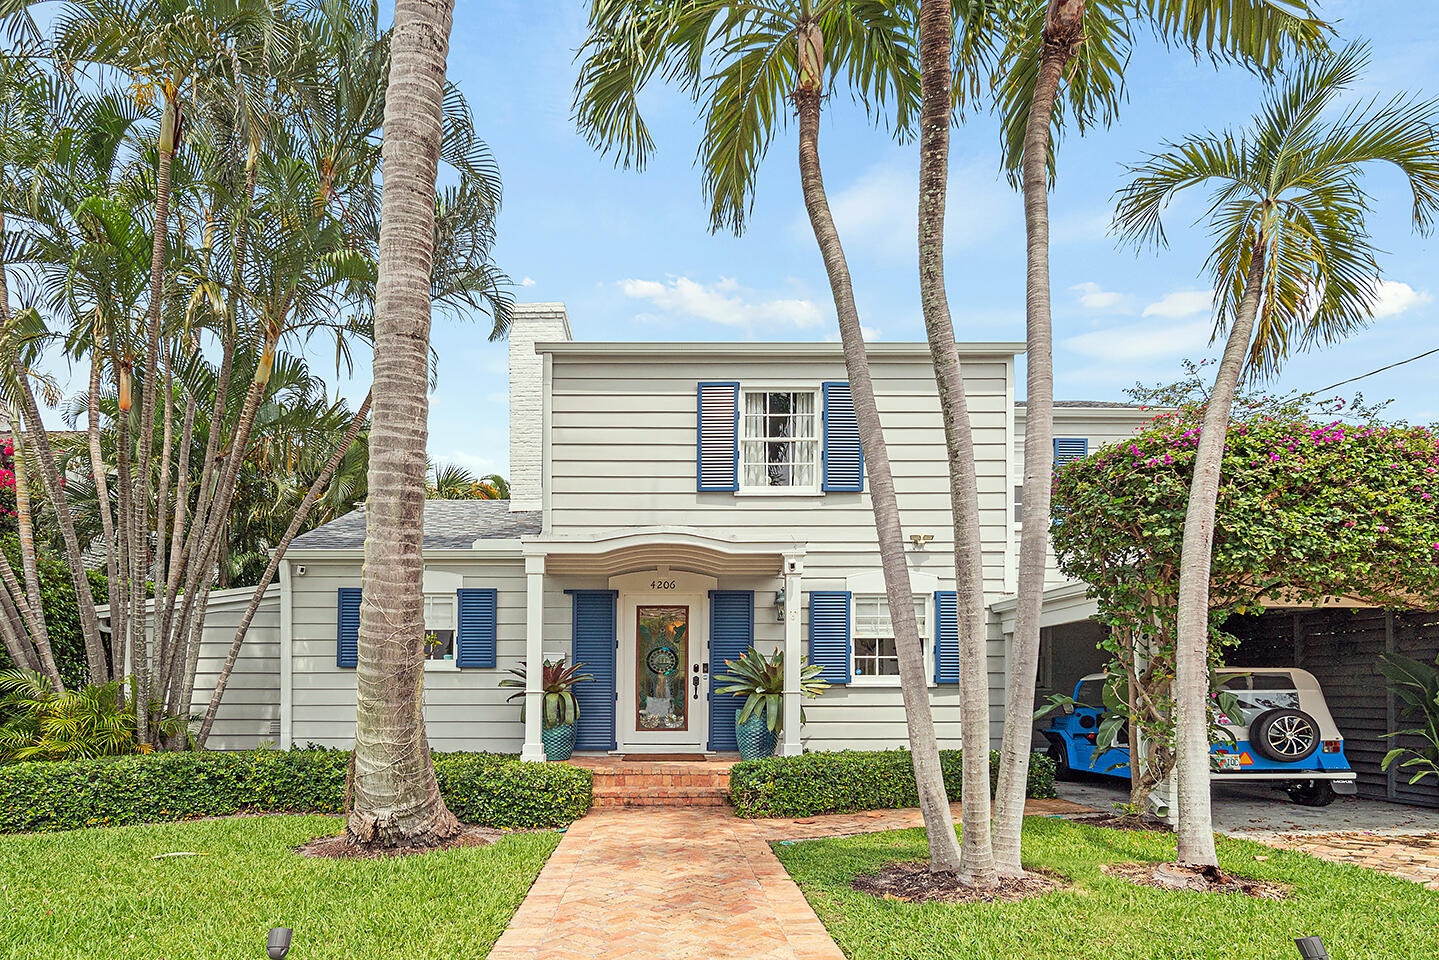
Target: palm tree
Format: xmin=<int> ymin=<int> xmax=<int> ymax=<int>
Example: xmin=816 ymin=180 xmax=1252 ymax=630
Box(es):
xmin=1113 ymin=42 xmax=1439 ymax=868
xmin=575 ymin=0 xmax=966 ymax=874
xmin=347 ymin=0 xmax=461 ymax=848
xmin=982 ymin=0 xmax=1324 ymax=876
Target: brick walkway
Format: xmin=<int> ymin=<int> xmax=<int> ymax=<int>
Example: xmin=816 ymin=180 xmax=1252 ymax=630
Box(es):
xmin=487 ymin=798 xmax=1092 ymax=960
xmin=1266 ymin=831 xmax=1439 ymax=890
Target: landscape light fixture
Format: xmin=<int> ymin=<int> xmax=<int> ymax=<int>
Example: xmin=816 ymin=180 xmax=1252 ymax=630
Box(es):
xmin=1295 ymin=936 xmax=1329 ymax=960
xmin=267 ymin=927 xmax=292 ymax=960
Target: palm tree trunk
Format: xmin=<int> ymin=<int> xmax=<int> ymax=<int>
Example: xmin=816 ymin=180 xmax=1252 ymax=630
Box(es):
xmin=0 ymin=549 xmax=51 ymax=680
xmin=793 ymin=24 xmax=963 ymax=875
xmin=915 ymin=0 xmax=994 ymax=883
xmin=993 ymin=0 xmax=1085 ymax=875
xmin=347 ymin=0 xmax=460 ymax=848
xmin=86 ymin=335 xmax=122 ymax=678
xmin=0 ymin=578 xmax=38 ymax=674
xmin=5 ymin=408 xmax=57 ymax=677
xmin=1174 ymin=235 xmax=1266 ymax=867
xmin=197 ymin=390 xmax=372 ymax=746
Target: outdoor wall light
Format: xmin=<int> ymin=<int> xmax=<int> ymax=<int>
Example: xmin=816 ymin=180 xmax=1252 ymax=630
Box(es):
xmin=1295 ymin=936 xmax=1329 ymax=959
xmin=267 ymin=927 xmax=292 ymax=959
xmin=773 ymin=588 xmax=786 ymax=621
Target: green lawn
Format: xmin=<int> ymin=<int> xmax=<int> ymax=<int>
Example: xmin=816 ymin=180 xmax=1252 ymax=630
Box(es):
xmin=774 ymin=817 xmax=1439 ymax=960
xmin=0 ymin=815 xmax=558 ymax=960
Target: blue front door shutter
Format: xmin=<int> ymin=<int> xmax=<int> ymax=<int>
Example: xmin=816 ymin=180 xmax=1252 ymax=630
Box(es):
xmin=1053 ymin=436 xmax=1089 ymax=468
xmin=696 ymin=381 xmax=740 ymax=491
xmin=822 ymin=381 xmax=864 ymax=492
xmin=456 ymin=588 xmax=497 ymax=668
xmin=933 ymin=590 xmax=958 ymax=684
xmin=336 ymin=587 xmax=361 ymax=668
xmin=708 ymin=591 xmax=755 ymax=752
xmin=808 ymin=591 xmax=852 ymax=684
xmin=569 ymin=590 xmax=617 ymax=751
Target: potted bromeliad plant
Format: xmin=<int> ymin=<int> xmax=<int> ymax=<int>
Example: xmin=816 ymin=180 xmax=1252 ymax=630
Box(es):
xmin=714 ymin=648 xmax=828 ymax=760
xmin=500 ymin=658 xmax=593 ymax=761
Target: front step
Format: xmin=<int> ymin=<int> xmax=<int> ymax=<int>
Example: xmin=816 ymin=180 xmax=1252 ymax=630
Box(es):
xmin=583 ymin=763 xmax=732 ymax=808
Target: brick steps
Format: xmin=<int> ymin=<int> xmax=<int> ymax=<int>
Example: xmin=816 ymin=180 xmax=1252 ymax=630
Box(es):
xmin=581 ymin=762 xmax=733 ymax=808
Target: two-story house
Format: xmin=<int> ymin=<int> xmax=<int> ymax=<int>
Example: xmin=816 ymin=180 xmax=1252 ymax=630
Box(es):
xmin=187 ymin=302 xmax=1156 ymax=762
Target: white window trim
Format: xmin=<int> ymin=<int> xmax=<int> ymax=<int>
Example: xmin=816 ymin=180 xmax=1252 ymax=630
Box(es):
xmin=739 ymin=387 xmax=821 ymax=495
xmin=845 ymin=570 xmax=942 ymax=687
xmin=421 ymin=571 xmax=463 ymax=672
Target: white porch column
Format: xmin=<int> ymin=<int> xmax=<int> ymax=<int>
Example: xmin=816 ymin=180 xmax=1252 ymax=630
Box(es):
xmin=521 ymin=554 xmax=546 ymax=762
xmin=780 ymin=553 xmax=804 ymax=757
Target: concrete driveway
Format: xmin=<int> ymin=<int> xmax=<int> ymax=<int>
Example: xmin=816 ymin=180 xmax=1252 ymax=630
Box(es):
xmin=1057 ymin=777 xmax=1439 ymax=837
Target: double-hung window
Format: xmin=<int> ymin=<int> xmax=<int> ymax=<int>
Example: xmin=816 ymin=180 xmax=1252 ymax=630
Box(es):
xmin=741 ymin=390 xmax=818 ymax=491
xmin=423 ymin=593 xmax=458 ymax=666
xmin=852 ymin=594 xmax=928 ymax=681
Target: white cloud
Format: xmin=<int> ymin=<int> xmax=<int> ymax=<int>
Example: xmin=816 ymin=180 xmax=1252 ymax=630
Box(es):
xmin=824 ymin=326 xmax=882 ymax=342
xmin=1062 ymin=317 xmax=1212 ymax=364
xmin=1070 ymin=281 xmax=1131 ymax=313
xmin=518 ymin=276 xmax=537 ymax=287
xmin=1142 ymin=288 xmax=1215 ymax=319
xmin=1370 ymin=279 xmax=1431 ymax=318
xmin=620 ymin=275 xmax=825 ymax=331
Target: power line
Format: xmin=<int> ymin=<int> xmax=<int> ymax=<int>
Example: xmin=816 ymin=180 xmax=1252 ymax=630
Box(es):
xmin=1308 ymin=345 xmax=1439 ymax=395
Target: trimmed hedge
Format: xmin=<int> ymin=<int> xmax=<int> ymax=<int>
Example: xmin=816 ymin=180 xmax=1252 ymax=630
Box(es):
xmin=0 ymin=748 xmax=592 ymax=833
xmin=728 ymin=748 xmax=1057 ymax=818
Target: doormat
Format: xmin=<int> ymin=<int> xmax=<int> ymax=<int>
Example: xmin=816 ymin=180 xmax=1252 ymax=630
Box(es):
xmin=621 ymin=754 xmax=709 ymax=762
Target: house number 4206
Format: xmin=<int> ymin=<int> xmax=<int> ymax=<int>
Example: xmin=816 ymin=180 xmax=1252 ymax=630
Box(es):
xmin=650 ymin=579 xmax=677 ymax=590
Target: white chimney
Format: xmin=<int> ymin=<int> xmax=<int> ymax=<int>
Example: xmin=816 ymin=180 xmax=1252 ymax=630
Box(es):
xmin=508 ymin=302 xmax=571 ymax=512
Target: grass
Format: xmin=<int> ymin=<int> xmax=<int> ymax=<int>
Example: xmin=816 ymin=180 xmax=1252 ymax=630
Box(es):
xmin=0 ymin=815 xmax=559 ymax=960
xmin=774 ymin=816 xmax=1439 ymax=960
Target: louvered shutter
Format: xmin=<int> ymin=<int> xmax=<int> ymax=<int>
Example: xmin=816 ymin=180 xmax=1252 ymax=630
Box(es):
xmin=933 ymin=591 xmax=958 ymax=684
xmin=696 ymin=382 xmax=739 ymax=491
xmin=708 ymin=591 xmax=755 ymax=751
xmin=336 ymin=587 xmax=361 ymax=668
xmin=808 ymin=591 xmax=852 ymax=684
xmin=570 ymin=590 xmax=617 ymax=751
xmin=822 ymin=381 xmax=864 ymax=492
xmin=1053 ymin=437 xmax=1089 ymax=468
xmin=456 ymin=588 xmax=497 ymax=668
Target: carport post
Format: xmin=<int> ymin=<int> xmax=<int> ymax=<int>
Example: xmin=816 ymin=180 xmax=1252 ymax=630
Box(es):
xmin=780 ymin=554 xmax=804 ymax=756
xmin=521 ymin=552 xmax=546 ymax=762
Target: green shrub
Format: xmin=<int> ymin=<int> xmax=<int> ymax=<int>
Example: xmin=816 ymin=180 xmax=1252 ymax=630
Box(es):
xmin=728 ymin=748 xmax=1057 ymax=818
xmin=0 ymin=747 xmax=591 ymax=833
xmin=0 ymin=536 xmax=110 ymax=689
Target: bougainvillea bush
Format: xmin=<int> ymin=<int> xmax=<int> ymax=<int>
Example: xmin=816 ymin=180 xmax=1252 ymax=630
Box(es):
xmin=1051 ymin=407 xmax=1439 ymax=804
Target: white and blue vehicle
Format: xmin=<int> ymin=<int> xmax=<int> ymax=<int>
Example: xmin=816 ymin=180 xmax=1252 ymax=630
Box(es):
xmin=1042 ymin=667 xmax=1358 ymax=806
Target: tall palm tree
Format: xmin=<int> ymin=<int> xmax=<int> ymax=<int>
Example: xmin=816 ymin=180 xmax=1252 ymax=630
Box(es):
xmin=1113 ymin=42 xmax=1439 ymax=868
xmin=575 ymin=1 xmax=966 ymax=873
xmin=347 ymin=0 xmax=461 ymax=848
xmin=982 ymin=0 xmax=1324 ymax=875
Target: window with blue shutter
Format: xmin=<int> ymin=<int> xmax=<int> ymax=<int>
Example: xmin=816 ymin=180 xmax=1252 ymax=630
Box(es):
xmin=455 ymin=588 xmax=497 ymax=668
xmin=808 ymin=591 xmax=852 ymax=684
xmin=822 ymin=381 xmax=864 ymax=492
xmin=932 ymin=591 xmax=958 ymax=684
xmin=696 ymin=382 xmax=739 ymax=491
xmin=336 ymin=587 xmax=361 ymax=668
xmin=708 ymin=591 xmax=754 ymax=751
xmin=1053 ymin=437 xmax=1088 ymax=468
xmin=569 ymin=590 xmax=617 ymax=751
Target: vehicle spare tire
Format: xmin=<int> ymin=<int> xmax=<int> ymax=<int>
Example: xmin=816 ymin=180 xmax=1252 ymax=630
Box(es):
xmin=1250 ymin=708 xmax=1320 ymax=763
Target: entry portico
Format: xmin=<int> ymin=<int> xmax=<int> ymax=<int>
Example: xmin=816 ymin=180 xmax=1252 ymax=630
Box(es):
xmin=518 ymin=528 xmax=806 ymax=762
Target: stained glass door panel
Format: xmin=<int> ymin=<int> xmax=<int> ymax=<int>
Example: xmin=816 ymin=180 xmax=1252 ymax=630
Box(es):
xmin=635 ymin=605 xmax=689 ymax=731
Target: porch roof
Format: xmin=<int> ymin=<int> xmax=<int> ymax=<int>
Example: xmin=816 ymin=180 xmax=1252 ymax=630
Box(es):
xmin=524 ymin=527 xmax=802 ymax=578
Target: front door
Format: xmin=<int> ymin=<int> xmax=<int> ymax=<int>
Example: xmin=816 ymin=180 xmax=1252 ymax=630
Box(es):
xmin=613 ymin=570 xmax=711 ymax=751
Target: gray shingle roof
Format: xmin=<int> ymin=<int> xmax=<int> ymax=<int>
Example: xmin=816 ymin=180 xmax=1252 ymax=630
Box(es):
xmin=291 ymin=500 xmax=541 ymax=551
xmin=1017 ymin=400 xmax=1147 ymax=409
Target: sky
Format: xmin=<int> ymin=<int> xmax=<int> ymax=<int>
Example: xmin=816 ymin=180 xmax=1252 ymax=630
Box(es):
xmin=39 ymin=1 xmax=1439 ymax=478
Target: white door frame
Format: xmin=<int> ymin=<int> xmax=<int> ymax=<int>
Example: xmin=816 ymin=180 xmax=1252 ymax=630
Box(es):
xmin=610 ymin=567 xmax=714 ymax=752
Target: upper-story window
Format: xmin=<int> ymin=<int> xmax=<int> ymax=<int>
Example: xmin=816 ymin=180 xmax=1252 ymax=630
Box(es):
xmin=852 ymin=593 xmax=929 ymax=681
xmin=741 ymin=390 xmax=818 ymax=490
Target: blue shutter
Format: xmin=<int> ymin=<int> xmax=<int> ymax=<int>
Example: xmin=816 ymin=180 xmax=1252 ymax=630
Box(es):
xmin=822 ymin=382 xmax=864 ymax=492
xmin=808 ymin=591 xmax=851 ymax=684
xmin=933 ymin=591 xmax=958 ymax=684
xmin=336 ymin=587 xmax=361 ymax=668
xmin=708 ymin=591 xmax=755 ymax=752
xmin=569 ymin=590 xmax=617 ymax=751
xmin=456 ymin=588 xmax=497 ymax=668
xmin=1053 ymin=437 xmax=1089 ymax=468
xmin=696 ymin=382 xmax=739 ymax=491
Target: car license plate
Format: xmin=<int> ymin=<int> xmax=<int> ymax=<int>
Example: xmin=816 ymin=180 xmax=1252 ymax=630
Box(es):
xmin=1215 ymin=754 xmax=1241 ymax=771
